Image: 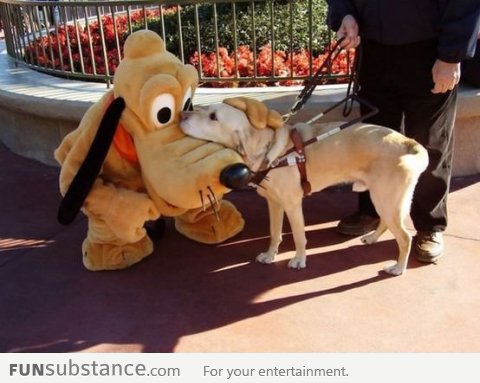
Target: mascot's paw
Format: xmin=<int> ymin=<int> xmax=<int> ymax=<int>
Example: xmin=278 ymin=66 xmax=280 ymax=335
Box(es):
xmin=174 ymin=200 xmax=244 ymax=244
xmin=105 ymin=190 xmax=160 ymax=243
xmin=82 ymin=235 xmax=154 ymax=271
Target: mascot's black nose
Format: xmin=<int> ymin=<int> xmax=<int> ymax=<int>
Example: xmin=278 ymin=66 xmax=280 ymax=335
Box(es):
xmin=220 ymin=163 xmax=253 ymax=189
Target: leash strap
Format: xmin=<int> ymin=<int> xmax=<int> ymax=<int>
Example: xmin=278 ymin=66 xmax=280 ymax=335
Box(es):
xmin=284 ymin=38 xmax=373 ymax=126
xmin=283 ymin=37 xmax=346 ymax=122
xmin=342 ymin=42 xmax=362 ymax=117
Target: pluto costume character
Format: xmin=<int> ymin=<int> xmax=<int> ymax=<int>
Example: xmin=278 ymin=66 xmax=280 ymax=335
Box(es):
xmin=55 ymin=30 xmax=249 ymax=271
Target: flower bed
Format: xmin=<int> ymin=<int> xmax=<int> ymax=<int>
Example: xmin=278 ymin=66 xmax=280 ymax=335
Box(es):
xmin=190 ymin=43 xmax=354 ymax=87
xmin=24 ymin=7 xmax=354 ymax=87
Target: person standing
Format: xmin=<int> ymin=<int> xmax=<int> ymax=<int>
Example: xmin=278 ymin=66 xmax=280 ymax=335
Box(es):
xmin=326 ymin=0 xmax=480 ymax=263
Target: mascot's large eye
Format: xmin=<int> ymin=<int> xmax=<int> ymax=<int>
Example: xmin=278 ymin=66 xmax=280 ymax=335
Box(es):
xmin=182 ymin=88 xmax=193 ymax=111
xmin=150 ymin=94 xmax=175 ymax=128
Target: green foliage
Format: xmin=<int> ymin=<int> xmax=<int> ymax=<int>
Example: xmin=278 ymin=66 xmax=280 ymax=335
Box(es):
xmin=132 ymin=1 xmax=330 ymax=58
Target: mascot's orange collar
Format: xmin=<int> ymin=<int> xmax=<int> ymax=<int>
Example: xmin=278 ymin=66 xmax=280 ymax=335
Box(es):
xmin=106 ymin=94 xmax=139 ymax=164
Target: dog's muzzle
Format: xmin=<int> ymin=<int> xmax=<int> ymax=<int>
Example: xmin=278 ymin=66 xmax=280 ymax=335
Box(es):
xmin=220 ymin=163 xmax=253 ymax=190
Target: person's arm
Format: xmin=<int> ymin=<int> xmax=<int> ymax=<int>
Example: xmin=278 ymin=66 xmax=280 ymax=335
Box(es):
xmin=432 ymin=0 xmax=480 ymax=93
xmin=438 ymin=0 xmax=480 ymax=63
xmin=326 ymin=0 xmax=360 ymax=49
xmin=326 ymin=0 xmax=358 ymax=30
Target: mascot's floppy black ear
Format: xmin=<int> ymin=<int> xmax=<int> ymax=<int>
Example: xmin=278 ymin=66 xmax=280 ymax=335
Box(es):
xmin=57 ymin=97 xmax=126 ymax=225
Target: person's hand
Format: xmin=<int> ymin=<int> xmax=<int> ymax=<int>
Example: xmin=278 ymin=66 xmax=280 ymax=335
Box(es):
xmin=431 ymin=59 xmax=461 ymax=94
xmin=337 ymin=15 xmax=360 ymax=49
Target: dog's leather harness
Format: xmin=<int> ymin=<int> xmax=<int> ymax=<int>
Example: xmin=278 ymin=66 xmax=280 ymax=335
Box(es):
xmin=251 ymin=128 xmax=312 ymax=196
xmin=289 ymin=129 xmax=311 ymax=196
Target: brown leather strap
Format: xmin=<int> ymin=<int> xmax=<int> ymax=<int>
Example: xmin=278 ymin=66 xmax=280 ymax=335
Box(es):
xmin=290 ymin=128 xmax=311 ymax=196
xmin=249 ymin=129 xmax=311 ymax=196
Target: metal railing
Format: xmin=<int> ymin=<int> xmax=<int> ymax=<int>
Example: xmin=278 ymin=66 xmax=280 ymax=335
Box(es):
xmin=0 ymin=0 xmax=352 ymax=87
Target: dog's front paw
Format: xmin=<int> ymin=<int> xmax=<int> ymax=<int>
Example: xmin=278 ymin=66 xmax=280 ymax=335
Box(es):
xmin=256 ymin=252 xmax=276 ymax=264
xmin=383 ymin=262 xmax=405 ymax=276
xmin=288 ymin=256 xmax=306 ymax=270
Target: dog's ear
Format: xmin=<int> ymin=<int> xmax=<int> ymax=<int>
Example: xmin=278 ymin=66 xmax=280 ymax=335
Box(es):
xmin=223 ymin=97 xmax=269 ymax=129
xmin=224 ymin=97 xmax=286 ymax=167
xmin=223 ymin=97 xmax=284 ymax=131
xmin=266 ymin=109 xmax=284 ymax=130
xmin=57 ymin=97 xmax=126 ymax=225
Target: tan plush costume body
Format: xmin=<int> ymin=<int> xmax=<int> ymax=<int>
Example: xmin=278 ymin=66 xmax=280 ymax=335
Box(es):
xmin=55 ymin=30 xmax=244 ymax=271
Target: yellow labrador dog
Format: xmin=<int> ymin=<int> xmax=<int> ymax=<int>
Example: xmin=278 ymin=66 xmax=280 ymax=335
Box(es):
xmin=180 ymin=97 xmax=428 ymax=275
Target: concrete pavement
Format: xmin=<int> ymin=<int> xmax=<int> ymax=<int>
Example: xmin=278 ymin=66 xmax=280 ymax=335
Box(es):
xmin=1 ymin=142 xmax=479 ymax=352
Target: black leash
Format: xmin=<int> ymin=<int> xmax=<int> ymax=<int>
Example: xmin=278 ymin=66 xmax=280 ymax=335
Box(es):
xmin=342 ymin=39 xmax=362 ymax=117
xmin=283 ymin=37 xmax=377 ymax=125
xmin=283 ymin=37 xmax=347 ymax=122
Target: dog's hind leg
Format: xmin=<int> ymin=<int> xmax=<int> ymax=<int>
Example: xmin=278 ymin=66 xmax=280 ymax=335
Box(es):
xmin=361 ymin=220 xmax=387 ymax=244
xmin=256 ymin=199 xmax=284 ymax=264
xmin=375 ymin=195 xmax=412 ymax=275
xmin=368 ymin=180 xmax=414 ymax=276
xmin=383 ymin=219 xmax=411 ymax=276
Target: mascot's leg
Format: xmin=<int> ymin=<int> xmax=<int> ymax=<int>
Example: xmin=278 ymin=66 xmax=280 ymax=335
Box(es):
xmin=82 ymin=217 xmax=153 ymax=271
xmin=174 ymin=200 xmax=245 ymax=244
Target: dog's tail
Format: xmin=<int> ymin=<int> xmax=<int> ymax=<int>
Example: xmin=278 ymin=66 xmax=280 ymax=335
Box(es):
xmin=401 ymin=139 xmax=429 ymax=174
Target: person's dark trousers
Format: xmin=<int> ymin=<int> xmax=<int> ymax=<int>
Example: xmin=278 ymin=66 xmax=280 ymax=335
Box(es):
xmin=354 ymin=38 xmax=457 ymax=233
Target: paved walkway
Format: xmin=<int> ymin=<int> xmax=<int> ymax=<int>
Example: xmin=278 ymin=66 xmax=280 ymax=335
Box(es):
xmin=1 ymin=141 xmax=479 ymax=352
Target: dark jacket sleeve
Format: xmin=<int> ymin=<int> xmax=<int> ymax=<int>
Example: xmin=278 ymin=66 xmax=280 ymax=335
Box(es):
xmin=326 ymin=0 xmax=358 ymax=31
xmin=438 ymin=0 xmax=480 ymax=62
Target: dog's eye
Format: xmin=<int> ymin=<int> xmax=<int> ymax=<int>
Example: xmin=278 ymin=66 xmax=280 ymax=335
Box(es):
xmin=150 ymin=94 xmax=175 ymax=128
xmin=209 ymin=112 xmax=218 ymax=121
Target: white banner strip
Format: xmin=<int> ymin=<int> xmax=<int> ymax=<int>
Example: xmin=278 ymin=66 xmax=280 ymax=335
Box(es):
xmin=1 ymin=353 xmax=479 ymax=383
